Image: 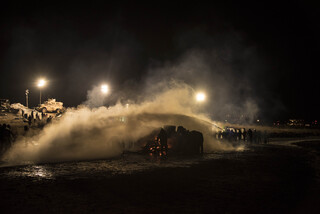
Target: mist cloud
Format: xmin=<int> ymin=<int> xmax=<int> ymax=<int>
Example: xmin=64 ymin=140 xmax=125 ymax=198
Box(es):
xmin=3 ymin=80 xmax=243 ymax=164
xmin=2 ymin=28 xmax=278 ymax=164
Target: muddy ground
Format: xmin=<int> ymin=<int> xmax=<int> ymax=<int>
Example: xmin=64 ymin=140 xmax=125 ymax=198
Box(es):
xmin=1 ymin=141 xmax=320 ymax=214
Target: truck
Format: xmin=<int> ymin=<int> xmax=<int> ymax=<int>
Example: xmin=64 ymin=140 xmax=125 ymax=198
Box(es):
xmin=36 ymin=98 xmax=65 ymax=113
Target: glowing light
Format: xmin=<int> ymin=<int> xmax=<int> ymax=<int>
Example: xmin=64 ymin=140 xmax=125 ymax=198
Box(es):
xmin=101 ymin=84 xmax=109 ymax=94
xmin=196 ymin=92 xmax=206 ymax=102
xmin=37 ymin=79 xmax=46 ymax=87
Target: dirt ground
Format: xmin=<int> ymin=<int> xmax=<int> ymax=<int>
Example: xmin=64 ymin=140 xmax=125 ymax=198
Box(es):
xmin=1 ymin=142 xmax=320 ymax=214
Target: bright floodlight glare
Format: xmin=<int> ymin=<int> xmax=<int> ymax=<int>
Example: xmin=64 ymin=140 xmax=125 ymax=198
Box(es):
xmin=196 ymin=92 xmax=206 ymax=102
xmin=37 ymin=79 xmax=46 ymax=87
xmin=101 ymin=84 xmax=109 ymax=94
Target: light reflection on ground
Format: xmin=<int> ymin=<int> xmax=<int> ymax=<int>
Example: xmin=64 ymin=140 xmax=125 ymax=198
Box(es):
xmin=9 ymin=138 xmax=319 ymax=181
xmin=0 ymin=151 xmax=247 ymax=180
xmin=5 ymin=165 xmax=54 ymax=180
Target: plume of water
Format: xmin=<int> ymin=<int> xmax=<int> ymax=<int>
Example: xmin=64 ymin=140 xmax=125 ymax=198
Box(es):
xmin=3 ymin=82 xmax=242 ymax=164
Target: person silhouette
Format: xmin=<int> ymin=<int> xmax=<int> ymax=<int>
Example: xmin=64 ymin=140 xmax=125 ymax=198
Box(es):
xmin=157 ymin=128 xmax=168 ymax=155
xmin=248 ymin=129 xmax=253 ymax=143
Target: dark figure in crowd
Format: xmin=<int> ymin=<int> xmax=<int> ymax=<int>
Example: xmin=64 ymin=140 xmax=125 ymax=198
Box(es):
xmin=263 ymin=131 xmax=269 ymax=144
xmin=0 ymin=124 xmax=14 ymax=154
xmin=247 ymin=129 xmax=253 ymax=143
xmin=243 ymin=128 xmax=247 ymax=141
xmin=253 ymin=129 xmax=257 ymax=144
xmin=28 ymin=115 xmax=32 ymax=126
xmin=190 ymin=130 xmax=204 ymax=154
xmin=237 ymin=129 xmax=242 ymax=141
xmin=46 ymin=116 xmax=52 ymax=123
xmin=222 ymin=130 xmax=227 ymax=140
xmin=21 ymin=109 xmax=24 ymax=117
xmin=175 ymin=126 xmax=187 ymax=151
xmin=256 ymin=130 xmax=262 ymax=144
xmin=22 ymin=125 xmax=29 ymax=138
xmin=33 ymin=113 xmax=36 ymax=123
xmin=217 ymin=131 xmax=222 ymax=139
xmin=157 ymin=128 xmax=168 ymax=155
xmin=232 ymin=129 xmax=238 ymax=141
xmin=177 ymin=126 xmax=187 ymax=135
xmin=229 ymin=129 xmax=235 ymax=141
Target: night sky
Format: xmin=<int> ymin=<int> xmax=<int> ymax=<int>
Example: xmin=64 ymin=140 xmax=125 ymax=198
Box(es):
xmin=1 ymin=1 xmax=319 ymax=122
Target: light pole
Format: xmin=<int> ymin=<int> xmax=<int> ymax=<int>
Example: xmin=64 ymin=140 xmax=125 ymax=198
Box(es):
xmin=25 ymin=89 xmax=29 ymax=108
xmin=37 ymin=79 xmax=46 ymax=105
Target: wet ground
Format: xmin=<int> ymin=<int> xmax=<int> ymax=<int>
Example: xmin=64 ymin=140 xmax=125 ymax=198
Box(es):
xmin=1 ymin=139 xmax=320 ymax=213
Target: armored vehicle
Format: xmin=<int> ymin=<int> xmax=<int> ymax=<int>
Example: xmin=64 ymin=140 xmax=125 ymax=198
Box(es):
xmin=37 ymin=99 xmax=64 ymax=113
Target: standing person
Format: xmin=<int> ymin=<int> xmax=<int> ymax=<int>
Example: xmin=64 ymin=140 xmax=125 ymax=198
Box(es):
xmin=0 ymin=124 xmax=13 ymax=153
xmin=157 ymin=128 xmax=168 ymax=155
xmin=0 ymin=124 xmax=5 ymax=153
xmin=263 ymin=131 xmax=269 ymax=144
xmin=46 ymin=115 xmax=53 ymax=124
xmin=237 ymin=129 xmax=242 ymax=141
xmin=190 ymin=130 xmax=204 ymax=154
xmin=23 ymin=125 xmax=29 ymax=134
xmin=257 ymin=130 xmax=262 ymax=144
xmin=32 ymin=111 xmax=36 ymax=123
xmin=242 ymin=128 xmax=247 ymax=142
xmin=176 ymin=126 xmax=187 ymax=152
xmin=253 ymin=129 xmax=257 ymax=144
xmin=248 ymin=129 xmax=253 ymax=143
xmin=28 ymin=114 xmax=32 ymax=126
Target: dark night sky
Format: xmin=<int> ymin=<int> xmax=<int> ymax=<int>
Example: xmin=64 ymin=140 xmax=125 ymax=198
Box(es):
xmin=1 ymin=1 xmax=319 ymax=122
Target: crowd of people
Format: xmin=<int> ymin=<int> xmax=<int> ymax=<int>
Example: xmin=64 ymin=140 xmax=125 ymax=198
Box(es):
xmin=0 ymin=109 xmax=55 ymax=156
xmin=144 ymin=126 xmax=204 ymax=156
xmin=21 ymin=109 xmax=53 ymax=127
xmin=216 ymin=127 xmax=269 ymax=144
xmin=143 ymin=125 xmax=273 ymax=157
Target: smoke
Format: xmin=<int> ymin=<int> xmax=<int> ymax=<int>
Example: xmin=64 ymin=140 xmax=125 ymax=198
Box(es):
xmin=3 ymin=31 xmax=268 ymax=164
xmin=84 ymin=85 xmax=110 ymax=108
xmin=2 ymin=80 xmax=243 ymax=164
xmin=142 ymin=48 xmax=262 ymax=123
